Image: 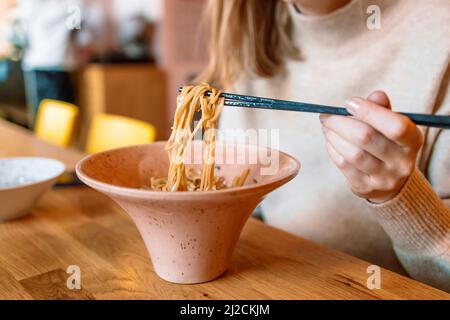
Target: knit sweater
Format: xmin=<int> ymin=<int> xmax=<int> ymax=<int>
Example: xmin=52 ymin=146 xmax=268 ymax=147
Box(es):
xmin=220 ymin=0 xmax=450 ymax=292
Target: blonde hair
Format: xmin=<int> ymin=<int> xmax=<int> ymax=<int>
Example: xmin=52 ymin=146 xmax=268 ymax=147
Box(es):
xmin=197 ymin=0 xmax=300 ymax=89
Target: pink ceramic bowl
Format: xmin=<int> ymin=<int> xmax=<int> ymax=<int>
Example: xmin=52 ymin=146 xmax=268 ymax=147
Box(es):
xmin=76 ymin=141 xmax=300 ymax=284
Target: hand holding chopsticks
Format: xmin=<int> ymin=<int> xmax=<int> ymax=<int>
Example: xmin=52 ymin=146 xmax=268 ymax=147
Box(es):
xmin=180 ymin=87 xmax=450 ymax=129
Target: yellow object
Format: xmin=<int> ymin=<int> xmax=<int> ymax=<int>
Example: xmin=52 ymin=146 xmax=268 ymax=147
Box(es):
xmin=34 ymin=99 xmax=79 ymax=147
xmin=86 ymin=113 xmax=156 ymax=153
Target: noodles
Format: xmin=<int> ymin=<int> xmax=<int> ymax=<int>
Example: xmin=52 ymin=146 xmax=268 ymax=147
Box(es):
xmin=151 ymin=83 xmax=248 ymax=191
xmin=150 ymin=83 xmax=249 ymax=192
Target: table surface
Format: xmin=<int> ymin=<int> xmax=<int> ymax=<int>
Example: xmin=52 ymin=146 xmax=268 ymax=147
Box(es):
xmin=0 ymin=119 xmax=448 ymax=300
xmin=0 ymin=118 xmax=82 ymax=171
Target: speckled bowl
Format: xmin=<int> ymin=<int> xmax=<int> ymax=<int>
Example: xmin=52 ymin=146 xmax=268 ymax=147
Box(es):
xmin=76 ymin=141 xmax=300 ymax=284
xmin=0 ymin=157 xmax=65 ymax=221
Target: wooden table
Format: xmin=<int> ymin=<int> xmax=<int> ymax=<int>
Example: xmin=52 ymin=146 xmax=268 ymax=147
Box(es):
xmin=0 ymin=119 xmax=448 ymax=300
xmin=0 ymin=118 xmax=82 ymax=171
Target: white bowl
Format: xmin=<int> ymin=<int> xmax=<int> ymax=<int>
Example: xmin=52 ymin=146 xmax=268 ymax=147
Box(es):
xmin=0 ymin=157 xmax=65 ymax=221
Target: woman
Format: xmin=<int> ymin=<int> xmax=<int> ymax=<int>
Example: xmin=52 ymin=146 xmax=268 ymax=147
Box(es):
xmin=200 ymin=0 xmax=450 ymax=291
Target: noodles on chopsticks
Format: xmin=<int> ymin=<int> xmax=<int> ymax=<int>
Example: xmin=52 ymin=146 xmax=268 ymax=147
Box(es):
xmin=150 ymin=83 xmax=249 ymax=192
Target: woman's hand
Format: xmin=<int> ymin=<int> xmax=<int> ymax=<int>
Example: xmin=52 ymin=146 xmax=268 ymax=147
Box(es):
xmin=320 ymin=91 xmax=424 ymax=203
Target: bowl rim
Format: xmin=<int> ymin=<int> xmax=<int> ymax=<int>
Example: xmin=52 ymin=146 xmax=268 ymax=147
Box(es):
xmin=75 ymin=141 xmax=301 ymax=200
xmin=0 ymin=157 xmax=66 ymax=191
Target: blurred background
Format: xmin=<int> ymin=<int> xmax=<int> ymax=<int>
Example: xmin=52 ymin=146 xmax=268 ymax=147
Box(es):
xmin=0 ymin=0 xmax=207 ymax=150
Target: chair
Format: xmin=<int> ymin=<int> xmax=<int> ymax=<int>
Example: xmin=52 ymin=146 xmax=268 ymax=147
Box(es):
xmin=86 ymin=113 xmax=156 ymax=153
xmin=34 ymin=99 xmax=79 ymax=147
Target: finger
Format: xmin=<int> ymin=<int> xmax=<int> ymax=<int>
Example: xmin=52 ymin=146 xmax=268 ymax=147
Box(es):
xmin=324 ymin=141 xmax=371 ymax=193
xmin=320 ymin=114 xmax=400 ymax=162
xmin=367 ymin=90 xmax=391 ymax=109
xmin=345 ymin=97 xmax=422 ymax=148
xmin=323 ymin=127 xmax=384 ymax=174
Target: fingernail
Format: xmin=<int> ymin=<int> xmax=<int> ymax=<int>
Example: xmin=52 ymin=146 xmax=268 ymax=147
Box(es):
xmin=345 ymin=99 xmax=360 ymax=114
xmin=319 ymin=114 xmax=329 ymax=123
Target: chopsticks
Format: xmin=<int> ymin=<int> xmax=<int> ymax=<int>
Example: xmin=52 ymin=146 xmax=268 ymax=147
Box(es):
xmin=179 ymin=88 xmax=450 ymax=129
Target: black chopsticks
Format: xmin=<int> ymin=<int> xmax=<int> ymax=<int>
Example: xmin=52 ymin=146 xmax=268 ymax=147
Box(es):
xmin=178 ymin=88 xmax=450 ymax=129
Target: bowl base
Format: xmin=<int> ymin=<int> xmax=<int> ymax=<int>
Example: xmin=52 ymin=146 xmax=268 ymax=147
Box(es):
xmin=155 ymin=268 xmax=227 ymax=284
